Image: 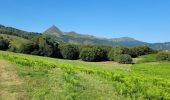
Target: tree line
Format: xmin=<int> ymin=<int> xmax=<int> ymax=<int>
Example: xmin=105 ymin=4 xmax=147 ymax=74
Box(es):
xmin=0 ymin=25 xmax=40 ymax=39
xmin=0 ymin=35 xmax=155 ymax=64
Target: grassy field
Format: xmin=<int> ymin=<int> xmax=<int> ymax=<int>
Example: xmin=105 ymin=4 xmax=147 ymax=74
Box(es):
xmin=0 ymin=51 xmax=170 ymax=100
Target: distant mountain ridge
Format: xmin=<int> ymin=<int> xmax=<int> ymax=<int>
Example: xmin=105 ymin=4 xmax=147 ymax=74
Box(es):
xmin=0 ymin=24 xmax=169 ymax=50
xmin=43 ymin=25 xmax=148 ymax=47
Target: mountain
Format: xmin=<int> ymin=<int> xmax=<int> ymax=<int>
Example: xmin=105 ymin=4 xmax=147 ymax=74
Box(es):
xmin=43 ymin=25 xmax=170 ymax=50
xmin=43 ymin=25 xmax=148 ymax=47
xmin=149 ymin=42 xmax=170 ymax=50
xmin=0 ymin=24 xmax=169 ymax=50
xmin=44 ymin=25 xmax=63 ymax=35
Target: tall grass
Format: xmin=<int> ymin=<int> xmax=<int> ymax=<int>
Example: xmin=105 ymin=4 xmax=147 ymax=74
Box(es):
xmin=0 ymin=51 xmax=170 ymax=99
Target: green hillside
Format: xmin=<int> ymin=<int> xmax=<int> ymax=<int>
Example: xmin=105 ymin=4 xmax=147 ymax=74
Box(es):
xmin=0 ymin=51 xmax=169 ymax=100
xmin=0 ymin=34 xmax=31 ymax=51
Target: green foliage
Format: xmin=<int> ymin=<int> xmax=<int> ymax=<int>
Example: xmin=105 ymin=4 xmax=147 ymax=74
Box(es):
xmin=135 ymin=54 xmax=157 ymax=63
xmin=0 ymin=51 xmax=169 ymax=99
xmin=79 ymin=45 xmax=111 ymax=61
xmin=0 ymin=34 xmax=31 ymax=53
xmin=117 ymin=54 xmax=132 ymax=64
xmin=79 ymin=48 xmax=95 ymax=62
xmin=77 ymin=44 xmax=95 ymax=52
xmin=59 ymin=44 xmax=79 ymax=60
xmin=0 ymin=38 xmax=9 ymax=50
xmin=156 ymin=51 xmax=170 ymax=61
xmin=80 ymin=46 xmax=107 ymax=62
xmin=32 ymin=36 xmax=61 ymax=57
xmin=130 ymin=46 xmax=153 ymax=57
xmin=0 ymin=24 xmax=40 ymax=39
xmin=18 ymin=36 xmax=61 ymax=58
xmin=92 ymin=46 xmax=108 ymax=61
xmin=19 ymin=42 xmax=39 ymax=54
xmin=108 ymin=46 xmax=130 ymax=61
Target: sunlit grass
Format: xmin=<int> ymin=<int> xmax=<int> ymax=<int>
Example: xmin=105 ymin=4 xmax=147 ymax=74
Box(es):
xmin=0 ymin=51 xmax=170 ymax=100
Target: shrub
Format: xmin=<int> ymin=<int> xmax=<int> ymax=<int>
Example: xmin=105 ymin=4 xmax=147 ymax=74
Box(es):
xmin=0 ymin=39 xmax=9 ymax=50
xmin=156 ymin=51 xmax=170 ymax=61
xmin=108 ymin=48 xmax=117 ymax=61
xmin=78 ymin=44 xmax=95 ymax=52
xmin=128 ymin=48 xmax=138 ymax=58
xmin=80 ymin=46 xmax=107 ymax=62
xmin=99 ymin=45 xmax=112 ymax=60
xmin=59 ymin=44 xmax=79 ymax=60
xmin=117 ymin=54 xmax=132 ymax=64
xmin=94 ymin=46 xmax=108 ymax=61
xmin=130 ymin=46 xmax=153 ymax=57
xmin=79 ymin=48 xmax=96 ymax=62
xmin=108 ymin=46 xmax=130 ymax=61
xmin=8 ymin=45 xmax=18 ymax=52
xmin=19 ymin=42 xmax=39 ymax=54
xmin=32 ymin=36 xmax=61 ymax=57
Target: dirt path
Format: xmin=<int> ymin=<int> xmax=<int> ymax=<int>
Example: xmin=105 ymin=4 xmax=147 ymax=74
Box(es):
xmin=0 ymin=60 xmax=27 ymax=100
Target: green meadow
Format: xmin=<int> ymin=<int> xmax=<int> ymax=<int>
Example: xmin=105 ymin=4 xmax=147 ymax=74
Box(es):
xmin=0 ymin=51 xmax=170 ymax=100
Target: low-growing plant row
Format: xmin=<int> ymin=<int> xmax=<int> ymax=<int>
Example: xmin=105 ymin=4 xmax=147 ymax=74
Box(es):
xmin=0 ymin=51 xmax=169 ymax=99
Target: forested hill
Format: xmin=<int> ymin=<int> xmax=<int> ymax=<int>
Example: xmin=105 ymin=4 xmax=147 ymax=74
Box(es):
xmin=0 ymin=24 xmax=170 ymax=50
xmin=0 ymin=25 xmax=40 ymax=39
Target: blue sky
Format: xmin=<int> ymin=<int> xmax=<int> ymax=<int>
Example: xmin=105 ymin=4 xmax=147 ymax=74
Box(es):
xmin=0 ymin=0 xmax=170 ymax=43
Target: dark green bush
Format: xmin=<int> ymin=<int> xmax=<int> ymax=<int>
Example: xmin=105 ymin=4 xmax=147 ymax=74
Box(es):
xmin=0 ymin=39 xmax=9 ymax=50
xmin=59 ymin=44 xmax=79 ymax=60
xmin=156 ymin=52 xmax=170 ymax=61
xmin=108 ymin=48 xmax=118 ymax=61
xmin=19 ymin=42 xmax=39 ymax=54
xmin=93 ymin=46 xmax=107 ymax=61
xmin=78 ymin=44 xmax=95 ymax=52
xmin=32 ymin=36 xmax=61 ymax=57
xmin=117 ymin=54 xmax=132 ymax=64
xmin=130 ymin=46 xmax=153 ymax=58
xmin=78 ymin=45 xmax=111 ymax=61
xmin=80 ymin=46 xmax=107 ymax=62
xmin=19 ymin=36 xmax=61 ymax=58
xmin=99 ymin=45 xmax=112 ymax=60
xmin=79 ymin=48 xmax=96 ymax=62
xmin=128 ymin=48 xmax=138 ymax=58
xmin=108 ymin=46 xmax=130 ymax=61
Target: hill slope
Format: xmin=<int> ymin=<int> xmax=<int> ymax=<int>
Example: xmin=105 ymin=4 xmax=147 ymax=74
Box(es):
xmin=0 ymin=24 xmax=40 ymax=39
xmin=0 ymin=51 xmax=169 ymax=99
xmin=0 ymin=34 xmax=31 ymax=51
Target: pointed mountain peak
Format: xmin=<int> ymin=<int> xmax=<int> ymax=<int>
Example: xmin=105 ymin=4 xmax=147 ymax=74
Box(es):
xmin=44 ymin=25 xmax=63 ymax=34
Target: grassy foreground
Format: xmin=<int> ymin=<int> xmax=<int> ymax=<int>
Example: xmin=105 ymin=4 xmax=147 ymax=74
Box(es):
xmin=0 ymin=51 xmax=170 ymax=100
